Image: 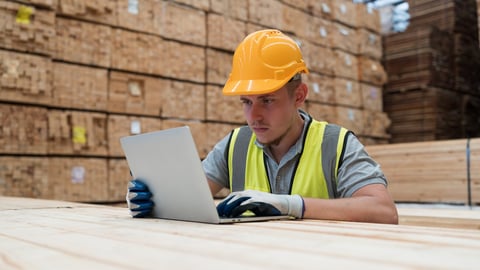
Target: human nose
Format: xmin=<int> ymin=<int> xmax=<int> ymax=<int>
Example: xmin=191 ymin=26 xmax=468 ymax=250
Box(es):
xmin=245 ymin=101 xmax=263 ymax=122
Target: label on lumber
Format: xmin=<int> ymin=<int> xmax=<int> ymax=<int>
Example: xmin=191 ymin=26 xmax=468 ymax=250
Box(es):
xmin=322 ymin=3 xmax=331 ymax=13
xmin=130 ymin=120 xmax=141 ymax=134
xmin=312 ymin=83 xmax=320 ymax=94
xmin=71 ymin=166 xmax=85 ymax=184
xmin=370 ymin=87 xmax=378 ymax=98
xmin=72 ymin=126 xmax=87 ymax=145
xmin=16 ymin=6 xmax=34 ymax=25
xmin=128 ymin=0 xmax=139 ymax=14
xmin=128 ymin=81 xmax=142 ymax=96
xmin=344 ymin=55 xmax=352 ymax=66
xmin=348 ymin=109 xmax=355 ymax=120
xmin=319 ymin=27 xmax=327 ymax=37
xmin=346 ymin=81 xmax=352 ymax=93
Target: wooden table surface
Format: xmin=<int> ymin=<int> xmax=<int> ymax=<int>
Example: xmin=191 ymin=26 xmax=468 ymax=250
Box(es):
xmin=1 ymin=196 xmax=480 ymax=270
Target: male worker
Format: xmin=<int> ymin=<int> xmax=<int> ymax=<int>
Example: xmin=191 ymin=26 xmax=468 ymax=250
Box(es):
xmin=127 ymin=29 xmax=399 ymax=224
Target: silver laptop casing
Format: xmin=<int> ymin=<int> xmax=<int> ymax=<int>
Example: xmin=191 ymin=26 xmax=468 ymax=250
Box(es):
xmin=120 ymin=126 xmax=290 ymax=224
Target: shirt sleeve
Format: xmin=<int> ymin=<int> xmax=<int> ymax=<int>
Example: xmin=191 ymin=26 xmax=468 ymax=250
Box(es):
xmin=201 ymin=133 xmax=231 ymax=189
xmin=336 ymin=134 xmax=388 ymax=198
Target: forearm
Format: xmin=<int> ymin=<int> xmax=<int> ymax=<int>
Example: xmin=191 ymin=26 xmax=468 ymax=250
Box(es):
xmin=208 ymin=178 xmax=225 ymax=196
xmin=302 ymin=184 xmax=399 ymax=224
xmin=303 ymin=197 xmax=397 ymax=224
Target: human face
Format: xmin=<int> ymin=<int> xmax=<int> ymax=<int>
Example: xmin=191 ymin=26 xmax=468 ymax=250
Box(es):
xmin=240 ymin=86 xmax=299 ymax=146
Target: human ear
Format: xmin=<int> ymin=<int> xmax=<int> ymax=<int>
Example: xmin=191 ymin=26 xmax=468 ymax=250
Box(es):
xmin=295 ymin=83 xmax=308 ymax=106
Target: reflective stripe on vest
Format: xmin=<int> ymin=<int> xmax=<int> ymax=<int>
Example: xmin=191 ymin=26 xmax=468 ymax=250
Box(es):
xmin=227 ymin=119 xmax=349 ymax=198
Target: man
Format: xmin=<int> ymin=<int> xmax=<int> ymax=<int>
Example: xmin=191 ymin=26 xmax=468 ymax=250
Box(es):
xmin=127 ymin=29 xmax=399 ymax=224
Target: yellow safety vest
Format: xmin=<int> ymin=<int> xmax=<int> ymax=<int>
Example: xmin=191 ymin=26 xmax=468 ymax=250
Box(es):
xmin=227 ymin=119 xmax=350 ymax=198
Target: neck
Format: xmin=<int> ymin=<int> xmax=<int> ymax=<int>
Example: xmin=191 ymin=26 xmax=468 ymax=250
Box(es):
xmin=268 ymin=113 xmax=304 ymax=163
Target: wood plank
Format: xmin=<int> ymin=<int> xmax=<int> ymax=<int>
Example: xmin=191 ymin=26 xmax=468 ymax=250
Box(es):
xmin=107 ymin=71 xmax=166 ymax=116
xmin=1 ymin=196 xmax=480 ymax=269
xmin=398 ymin=206 xmax=480 ymax=230
xmin=55 ymin=17 xmax=111 ymax=68
xmin=47 ymin=110 xmax=108 ymax=156
xmin=0 ymin=1 xmax=55 ymax=55
xmin=366 ymin=138 xmax=480 ymax=204
xmin=0 ymin=104 xmax=48 ymax=154
xmin=383 ymin=88 xmax=468 ymax=141
xmin=407 ymin=0 xmax=478 ymax=35
xmin=0 ymin=50 xmax=53 ymax=106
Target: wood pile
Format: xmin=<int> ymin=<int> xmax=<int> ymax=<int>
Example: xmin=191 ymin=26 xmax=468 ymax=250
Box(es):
xmin=366 ymin=137 xmax=480 ymax=204
xmin=47 ymin=110 xmax=108 ymax=156
xmin=0 ymin=0 xmax=388 ymax=203
xmin=383 ymin=0 xmax=480 ymax=143
xmin=384 ymin=87 xmax=465 ymax=142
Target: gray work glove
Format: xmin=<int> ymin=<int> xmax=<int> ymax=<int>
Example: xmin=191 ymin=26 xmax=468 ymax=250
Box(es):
xmin=126 ymin=179 xmax=154 ymax=218
xmin=217 ymin=190 xmax=304 ymax=219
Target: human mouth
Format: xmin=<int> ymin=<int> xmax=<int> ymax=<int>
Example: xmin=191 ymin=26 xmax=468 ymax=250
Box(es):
xmin=251 ymin=126 xmax=268 ymax=133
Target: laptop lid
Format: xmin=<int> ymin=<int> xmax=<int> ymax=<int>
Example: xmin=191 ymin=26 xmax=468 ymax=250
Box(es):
xmin=120 ymin=126 xmax=223 ymax=223
xmin=120 ymin=126 xmax=291 ymax=224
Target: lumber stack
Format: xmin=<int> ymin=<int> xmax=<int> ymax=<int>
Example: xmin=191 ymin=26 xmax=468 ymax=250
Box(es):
xmin=383 ymin=0 xmax=480 ymax=143
xmin=366 ymin=138 xmax=480 ymax=204
xmin=383 ymin=27 xmax=453 ymax=91
xmin=0 ymin=0 xmax=389 ymax=203
xmin=300 ymin=1 xmax=391 ymax=145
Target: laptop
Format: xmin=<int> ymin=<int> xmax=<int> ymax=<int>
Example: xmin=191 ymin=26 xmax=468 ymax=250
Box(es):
xmin=120 ymin=126 xmax=291 ymax=224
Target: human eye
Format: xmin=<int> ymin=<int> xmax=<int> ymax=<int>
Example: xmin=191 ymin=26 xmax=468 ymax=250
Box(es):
xmin=262 ymin=98 xmax=274 ymax=104
xmin=240 ymin=98 xmax=252 ymax=105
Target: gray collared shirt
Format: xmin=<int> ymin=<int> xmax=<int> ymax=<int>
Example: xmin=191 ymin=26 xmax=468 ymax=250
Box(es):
xmin=202 ymin=111 xmax=387 ymax=197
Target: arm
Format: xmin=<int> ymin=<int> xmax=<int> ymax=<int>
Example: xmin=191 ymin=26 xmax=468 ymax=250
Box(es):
xmin=303 ymin=183 xmax=398 ymax=224
xmin=202 ymin=133 xmax=232 ymax=196
xmin=304 ymin=134 xmax=398 ymax=224
xmin=208 ymin=178 xmax=225 ymax=196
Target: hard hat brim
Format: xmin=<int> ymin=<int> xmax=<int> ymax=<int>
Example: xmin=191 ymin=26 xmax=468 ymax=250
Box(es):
xmin=222 ymin=78 xmax=289 ymax=96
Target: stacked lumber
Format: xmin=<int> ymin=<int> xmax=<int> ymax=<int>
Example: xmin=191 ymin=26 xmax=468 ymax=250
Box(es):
xmin=383 ymin=27 xmax=454 ymax=91
xmin=52 ymin=62 xmax=108 ymax=111
xmin=47 ymin=110 xmax=108 ymax=156
xmin=0 ymin=104 xmax=48 ymax=154
xmin=383 ymin=0 xmax=480 ymax=143
xmin=383 ymin=87 xmax=465 ymax=142
xmin=0 ymin=0 xmax=389 ymax=203
xmin=0 ymin=158 xmax=48 ymax=198
xmin=0 ymin=50 xmax=53 ymax=105
xmin=0 ymin=1 xmax=55 ymax=55
xmin=300 ymin=0 xmax=390 ymax=142
xmin=366 ymin=138 xmax=480 ymax=204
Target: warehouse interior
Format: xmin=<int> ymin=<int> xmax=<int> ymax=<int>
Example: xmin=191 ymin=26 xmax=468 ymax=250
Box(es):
xmin=2 ymin=0 xmax=480 ymax=268
xmin=0 ymin=0 xmax=479 ymax=207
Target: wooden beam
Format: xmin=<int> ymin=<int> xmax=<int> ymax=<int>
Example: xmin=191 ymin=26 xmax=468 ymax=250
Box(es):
xmin=398 ymin=206 xmax=480 ymax=230
xmin=366 ymin=138 xmax=480 ymax=204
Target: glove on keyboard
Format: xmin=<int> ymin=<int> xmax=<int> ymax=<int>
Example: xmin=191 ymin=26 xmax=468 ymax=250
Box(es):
xmin=217 ymin=190 xmax=304 ymax=218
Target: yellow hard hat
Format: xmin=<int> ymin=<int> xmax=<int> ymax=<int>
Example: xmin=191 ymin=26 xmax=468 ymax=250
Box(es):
xmin=222 ymin=29 xmax=309 ymax=96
